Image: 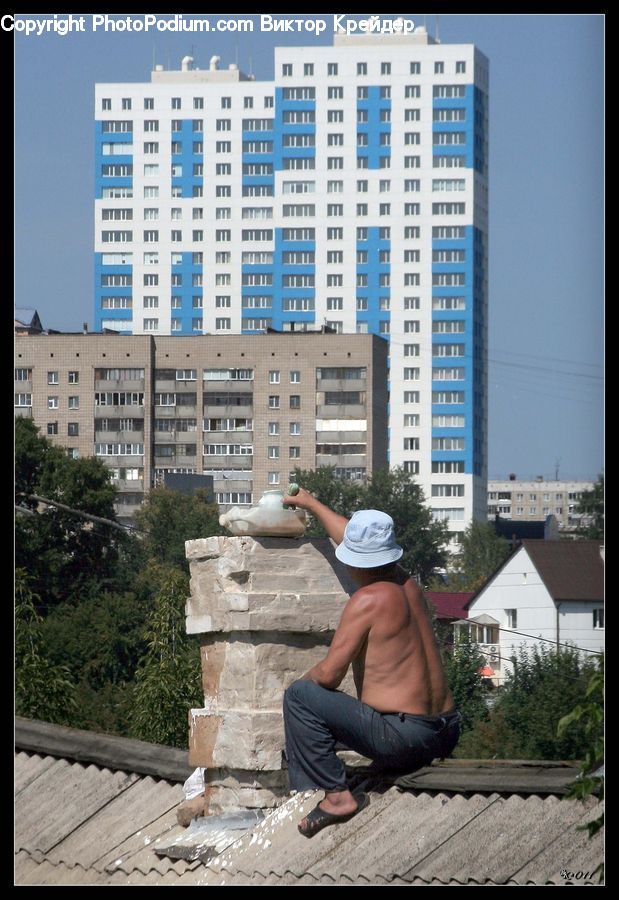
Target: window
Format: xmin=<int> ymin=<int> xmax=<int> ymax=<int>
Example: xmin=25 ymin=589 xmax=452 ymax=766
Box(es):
xmin=357 ymin=62 xmax=367 ymax=75
xmin=48 ymin=396 xmax=59 ymax=409
xmin=268 ymin=472 xmax=280 ymax=485
xmin=47 ymin=371 xmax=59 ymax=384
xmin=304 ymin=62 xmax=314 ymax=76
xmin=328 ymin=62 xmax=338 ymax=76
xmin=69 ymin=396 xmax=79 ymax=409
xmin=268 ymin=446 xmax=280 ymax=459
xmin=68 ymin=423 xmax=79 ymax=437
xmin=290 ymin=395 xmax=301 ymax=409
xmin=290 ymin=422 xmax=301 ymax=435
xmin=290 ymin=371 xmax=301 ymax=384
xmin=269 ymin=371 xmax=280 ymax=384
xmin=282 ymin=63 xmax=293 ymax=77
xmin=593 ymin=608 xmax=604 ymax=629
xmin=216 ymin=318 xmax=231 ymax=331
xmin=505 ymin=609 xmax=517 ymax=629
xmin=357 ymin=86 xmax=368 ymax=100
xmin=456 ymin=60 xmax=466 ymax=73
xmin=328 ymin=86 xmax=343 ymax=99
xmin=46 ymin=422 xmax=58 ymax=435
xmin=435 ymin=61 xmax=445 ymax=74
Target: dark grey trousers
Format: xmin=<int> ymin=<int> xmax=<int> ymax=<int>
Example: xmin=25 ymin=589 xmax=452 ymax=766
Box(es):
xmin=283 ymin=679 xmax=461 ymax=792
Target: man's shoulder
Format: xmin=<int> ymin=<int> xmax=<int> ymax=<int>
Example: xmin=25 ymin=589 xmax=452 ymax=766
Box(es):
xmin=351 ymin=579 xmax=407 ymax=607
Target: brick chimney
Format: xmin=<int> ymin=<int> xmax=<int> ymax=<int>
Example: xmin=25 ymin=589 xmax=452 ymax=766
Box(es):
xmin=184 ymin=535 xmax=356 ymax=815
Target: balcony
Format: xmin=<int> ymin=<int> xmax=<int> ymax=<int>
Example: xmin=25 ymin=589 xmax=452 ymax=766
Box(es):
xmin=95 ymin=430 xmax=144 ymax=442
xmin=115 ymin=478 xmax=144 ymax=492
xmin=203 ymin=405 xmax=253 ymax=418
xmin=95 ymin=406 xmax=145 ymax=417
xmin=316 ymin=404 xmax=366 ymax=418
xmin=316 ymin=453 xmax=367 ymax=468
xmin=317 ymin=378 xmax=367 ymax=391
xmin=95 ymin=379 xmax=144 ymax=391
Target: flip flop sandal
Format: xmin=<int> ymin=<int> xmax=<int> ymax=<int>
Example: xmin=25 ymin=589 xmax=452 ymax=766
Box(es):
xmin=298 ymin=792 xmax=370 ymax=838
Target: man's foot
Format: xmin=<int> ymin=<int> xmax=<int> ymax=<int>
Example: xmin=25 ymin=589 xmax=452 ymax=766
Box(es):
xmin=297 ymin=792 xmax=369 ymax=838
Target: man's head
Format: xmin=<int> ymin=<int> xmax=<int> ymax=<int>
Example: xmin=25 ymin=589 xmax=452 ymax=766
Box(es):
xmin=335 ymin=510 xmax=403 ymax=576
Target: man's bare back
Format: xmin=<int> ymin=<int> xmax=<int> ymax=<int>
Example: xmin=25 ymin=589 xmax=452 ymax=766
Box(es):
xmin=351 ymin=569 xmax=454 ymax=716
xmin=280 ymin=491 xmax=461 ymax=836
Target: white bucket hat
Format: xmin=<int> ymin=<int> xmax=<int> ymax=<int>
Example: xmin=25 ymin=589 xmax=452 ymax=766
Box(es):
xmin=335 ymin=509 xmax=403 ymax=569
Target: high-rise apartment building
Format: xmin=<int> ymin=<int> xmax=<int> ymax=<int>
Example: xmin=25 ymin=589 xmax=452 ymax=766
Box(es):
xmin=15 ymin=331 xmax=388 ymax=521
xmin=94 ymin=23 xmax=489 ymax=537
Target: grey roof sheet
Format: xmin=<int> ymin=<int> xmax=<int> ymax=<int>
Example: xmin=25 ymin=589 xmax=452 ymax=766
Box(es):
xmin=14 ymin=750 xmax=194 ymax=886
xmin=204 ymin=787 xmax=603 ymax=886
xmin=15 ymin=746 xmax=604 ymax=886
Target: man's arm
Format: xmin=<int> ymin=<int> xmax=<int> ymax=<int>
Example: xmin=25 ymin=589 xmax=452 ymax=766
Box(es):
xmin=299 ymin=589 xmax=374 ymax=689
xmin=282 ymin=486 xmax=349 ymax=545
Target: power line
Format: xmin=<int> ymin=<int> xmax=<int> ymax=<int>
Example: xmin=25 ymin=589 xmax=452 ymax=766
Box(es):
xmin=495 ymin=625 xmax=603 ymax=655
xmin=18 ymin=493 xmax=146 ymax=535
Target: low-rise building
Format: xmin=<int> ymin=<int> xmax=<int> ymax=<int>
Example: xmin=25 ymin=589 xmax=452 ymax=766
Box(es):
xmin=15 ymin=331 xmax=388 ymax=521
xmin=487 ymin=477 xmax=595 ymax=533
xmin=455 ymin=540 xmax=604 ymax=684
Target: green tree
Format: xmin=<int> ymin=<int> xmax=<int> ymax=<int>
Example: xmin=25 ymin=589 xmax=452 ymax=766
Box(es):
xmin=39 ymin=588 xmax=151 ymax=735
xmin=290 ymin=466 xmax=363 ymax=532
xmin=359 ymin=467 xmax=448 ymax=583
xmin=557 ymin=658 xmax=604 ymax=881
xmin=291 ymin=465 xmax=448 ymax=584
xmin=129 ymin=565 xmax=203 ymax=748
xmin=430 ymin=520 xmax=511 ymax=592
xmin=15 ymin=569 xmax=77 ymax=725
xmin=15 ymin=417 xmax=124 ymax=607
xmin=133 ymin=486 xmax=223 ymax=570
xmin=575 ymin=474 xmax=604 ymax=540
xmin=443 ymin=632 xmax=488 ymax=733
xmin=458 ymin=645 xmax=602 ymax=760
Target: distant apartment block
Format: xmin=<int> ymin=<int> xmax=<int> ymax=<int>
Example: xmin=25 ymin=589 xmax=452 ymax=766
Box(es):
xmin=15 ymin=332 xmax=388 ymax=521
xmin=487 ymin=478 xmax=595 ymax=533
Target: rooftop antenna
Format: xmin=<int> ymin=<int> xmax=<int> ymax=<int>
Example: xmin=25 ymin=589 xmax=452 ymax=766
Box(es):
xmin=554 ymin=458 xmax=561 ymax=481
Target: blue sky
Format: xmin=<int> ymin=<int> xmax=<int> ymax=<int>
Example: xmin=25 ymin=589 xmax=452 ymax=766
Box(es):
xmin=12 ymin=13 xmax=603 ymax=481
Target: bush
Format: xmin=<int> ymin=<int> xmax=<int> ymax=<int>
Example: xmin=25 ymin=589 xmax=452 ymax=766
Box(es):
xmin=454 ymin=645 xmax=602 ymax=760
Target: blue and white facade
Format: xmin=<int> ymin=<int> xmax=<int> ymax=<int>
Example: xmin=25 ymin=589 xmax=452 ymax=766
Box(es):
xmin=94 ymin=27 xmax=489 ymax=536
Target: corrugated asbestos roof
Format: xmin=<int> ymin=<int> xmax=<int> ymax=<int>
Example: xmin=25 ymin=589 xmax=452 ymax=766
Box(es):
xmin=14 ymin=751 xmax=199 ymax=886
xmin=15 ymin=746 xmax=604 ymax=886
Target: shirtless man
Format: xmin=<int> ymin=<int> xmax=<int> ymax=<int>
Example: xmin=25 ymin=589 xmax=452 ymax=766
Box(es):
xmin=281 ymin=488 xmax=460 ymax=838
